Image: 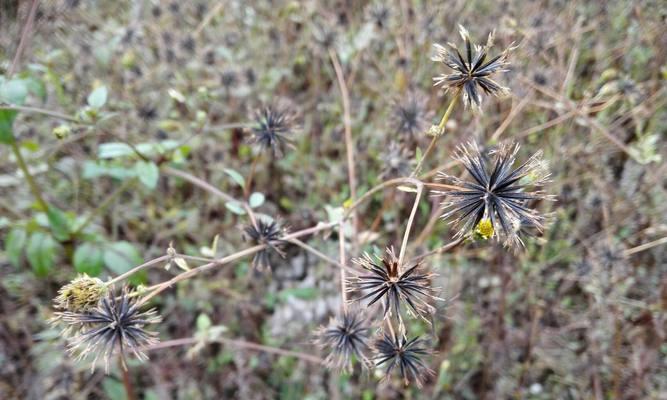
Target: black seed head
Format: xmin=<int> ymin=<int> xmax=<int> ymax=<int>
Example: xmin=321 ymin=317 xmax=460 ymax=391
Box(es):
xmin=380 ymin=142 xmax=415 ymax=179
xmin=350 ymin=247 xmax=437 ymax=324
xmin=432 ymin=25 xmax=516 ymax=110
xmin=438 ymin=141 xmax=552 ymax=248
xmin=59 ymin=287 xmax=161 ymax=372
xmin=249 ymin=105 xmax=297 ymax=157
xmin=242 ymin=219 xmax=287 ymax=270
xmin=374 ymin=332 xmax=433 ymax=386
xmin=316 ymin=308 xmax=371 ymax=372
xmin=390 ymin=90 xmax=434 ymax=139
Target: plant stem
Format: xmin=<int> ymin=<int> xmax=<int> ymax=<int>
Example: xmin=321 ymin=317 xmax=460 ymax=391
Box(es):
xmin=72 ymin=178 xmax=136 ymax=236
xmin=143 ymin=336 xmax=324 ymax=365
xmin=119 ymin=358 xmax=136 ymax=400
xmin=397 ymin=181 xmax=423 ymax=267
xmin=411 ymin=89 xmax=461 ymax=177
xmin=0 ymin=105 xmax=79 ymax=122
xmin=10 ymin=140 xmax=49 ymax=211
xmin=329 ymin=48 xmax=359 ymax=251
xmin=338 ymin=224 xmax=348 ymax=306
xmin=244 ymin=153 xmax=260 ymax=198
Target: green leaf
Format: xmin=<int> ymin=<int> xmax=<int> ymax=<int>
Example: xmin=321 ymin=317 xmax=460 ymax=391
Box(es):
xmin=73 ymin=242 xmax=104 ymax=276
xmin=103 ymin=241 xmax=143 ymax=276
xmin=46 ymin=207 xmax=71 ymax=241
xmin=26 ymin=232 xmax=57 ymax=277
xmin=98 ymin=142 xmax=134 ymax=159
xmin=87 ymin=85 xmax=108 ymax=108
xmin=196 ymin=313 xmax=212 ymax=332
xmin=249 ymin=192 xmax=265 ymax=208
xmin=5 ymin=228 xmax=27 ymax=267
xmin=0 ymin=109 xmax=17 ymax=144
xmin=102 ymin=378 xmax=127 ymax=400
xmin=0 ymin=79 xmax=28 ymax=105
xmin=134 ymin=161 xmax=160 ymax=189
xmin=82 ymin=160 xmax=136 ymax=180
xmin=225 ymin=201 xmax=246 ymax=215
xmin=223 ymin=168 xmax=245 ymax=188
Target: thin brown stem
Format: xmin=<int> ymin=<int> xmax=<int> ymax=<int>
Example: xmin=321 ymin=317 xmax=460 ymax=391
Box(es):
xmin=398 ymin=182 xmax=423 ymax=267
xmin=338 ymin=224 xmax=348 ymax=306
xmin=119 ymin=358 xmax=136 ymax=400
xmin=7 ymin=0 xmax=39 ymax=78
xmin=143 ymin=336 xmax=324 ymax=365
xmin=107 ymin=255 xmax=170 ymax=286
xmin=287 ymin=238 xmax=359 ymax=274
xmin=329 ymin=49 xmax=358 ymax=249
xmin=244 ymin=154 xmax=260 ymax=198
xmin=408 ymin=238 xmax=464 ymax=264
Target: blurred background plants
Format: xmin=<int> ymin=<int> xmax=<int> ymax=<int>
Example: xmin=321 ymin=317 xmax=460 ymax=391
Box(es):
xmin=1 ymin=0 xmax=666 ymax=399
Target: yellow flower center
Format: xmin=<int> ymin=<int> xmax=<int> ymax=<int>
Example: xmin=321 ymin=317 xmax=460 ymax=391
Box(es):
xmin=475 ymin=219 xmax=494 ymax=240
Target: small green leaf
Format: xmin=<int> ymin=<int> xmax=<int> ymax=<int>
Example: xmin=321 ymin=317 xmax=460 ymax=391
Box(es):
xmin=104 ymin=241 xmax=143 ymax=283
xmin=73 ymin=243 xmax=105 ymax=276
xmin=46 ymin=207 xmax=71 ymax=241
xmin=0 ymin=109 xmax=17 ymax=144
xmin=225 ymin=201 xmax=246 ymax=215
xmin=223 ymin=168 xmax=245 ymax=188
xmin=249 ymin=192 xmax=265 ymax=208
xmin=196 ymin=313 xmax=212 ymax=332
xmin=134 ymin=161 xmax=160 ymax=189
xmin=102 ymin=378 xmax=128 ymax=400
xmin=98 ymin=142 xmax=134 ymax=158
xmin=87 ymin=85 xmax=108 ymax=108
xmin=5 ymin=228 xmax=27 ymax=267
xmin=26 ymin=232 xmax=57 ymax=277
xmin=0 ymin=79 xmax=28 ymax=105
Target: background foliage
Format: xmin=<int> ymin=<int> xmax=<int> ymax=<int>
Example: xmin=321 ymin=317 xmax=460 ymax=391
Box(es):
xmin=1 ymin=0 xmax=666 ymax=399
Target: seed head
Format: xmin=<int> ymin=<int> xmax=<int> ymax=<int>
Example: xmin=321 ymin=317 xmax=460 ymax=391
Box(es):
xmin=379 ymin=142 xmax=415 ymax=179
xmin=390 ymin=90 xmax=434 ymax=139
xmin=374 ymin=332 xmax=432 ymax=386
xmin=53 ymin=274 xmax=107 ymax=313
xmin=316 ymin=308 xmax=371 ymax=372
xmin=59 ymin=287 xmax=161 ymax=372
xmin=438 ymin=141 xmax=552 ymax=248
xmin=432 ymin=25 xmax=516 ymax=110
xmin=350 ymin=247 xmax=437 ymax=324
xmin=242 ymin=219 xmax=287 ymax=271
xmin=249 ymin=104 xmax=297 ymax=157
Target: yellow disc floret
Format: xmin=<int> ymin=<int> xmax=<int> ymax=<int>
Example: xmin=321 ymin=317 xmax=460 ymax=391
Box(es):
xmin=475 ymin=218 xmax=495 ymax=240
xmin=54 ymin=274 xmax=107 ymax=312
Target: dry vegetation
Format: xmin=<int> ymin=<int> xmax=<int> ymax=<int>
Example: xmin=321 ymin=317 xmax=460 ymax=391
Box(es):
xmin=1 ymin=1 xmax=666 ymax=399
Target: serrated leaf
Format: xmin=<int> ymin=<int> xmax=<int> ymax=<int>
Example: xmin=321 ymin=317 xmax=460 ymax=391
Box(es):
xmin=87 ymin=85 xmax=108 ymax=108
xmin=249 ymin=192 xmax=265 ymax=208
xmin=223 ymin=168 xmax=245 ymax=188
xmin=134 ymin=161 xmax=160 ymax=189
xmin=225 ymin=201 xmax=246 ymax=215
xmin=73 ymin=242 xmax=104 ymax=276
xmin=5 ymin=228 xmax=27 ymax=267
xmin=26 ymin=232 xmax=57 ymax=277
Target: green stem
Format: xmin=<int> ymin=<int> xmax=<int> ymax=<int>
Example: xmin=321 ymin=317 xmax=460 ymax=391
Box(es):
xmin=72 ymin=178 xmax=136 ymax=236
xmin=10 ymin=140 xmax=49 ymax=211
xmin=410 ymin=89 xmax=461 ymax=176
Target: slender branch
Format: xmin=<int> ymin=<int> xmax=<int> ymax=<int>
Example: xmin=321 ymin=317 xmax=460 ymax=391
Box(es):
xmin=106 ymin=255 xmax=170 ymax=286
xmin=7 ymin=0 xmax=39 ymax=78
xmin=244 ymin=153 xmax=260 ymax=198
xmin=411 ymin=89 xmax=461 ymax=177
xmin=0 ymin=105 xmax=79 ymax=122
xmin=329 ymin=49 xmax=358 ymax=249
xmin=287 ymin=238 xmax=359 ymax=274
xmin=408 ymin=238 xmax=464 ymax=264
xmin=624 ymin=236 xmax=667 ymax=257
xmin=72 ymin=178 xmax=136 ymax=236
xmin=398 ymin=182 xmax=423 ymax=267
xmin=143 ymin=336 xmax=324 ymax=365
xmin=10 ymin=140 xmax=48 ymax=211
xmin=338 ymin=224 xmax=348 ymax=306
xmin=119 ymin=358 xmax=136 ymax=400
xmin=162 ymin=166 xmax=257 ymax=228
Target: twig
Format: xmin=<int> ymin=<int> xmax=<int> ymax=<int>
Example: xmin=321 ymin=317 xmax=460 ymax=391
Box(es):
xmin=143 ymin=336 xmax=324 ymax=365
xmin=287 ymin=238 xmax=359 ymax=274
xmin=0 ymin=105 xmax=79 ymax=122
xmin=7 ymin=0 xmax=39 ymax=78
xmin=338 ymin=224 xmax=348 ymax=305
xmin=10 ymin=140 xmax=49 ymax=211
xmin=624 ymin=236 xmax=667 ymax=257
xmin=398 ymin=182 xmax=423 ymax=267
xmin=329 ymin=49 xmax=358 ymax=248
